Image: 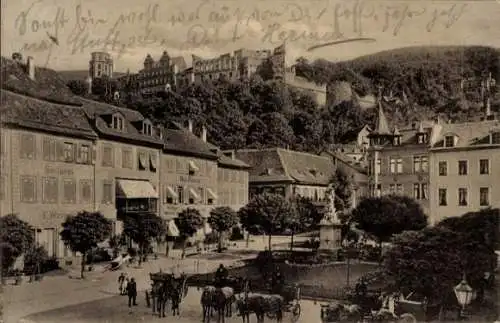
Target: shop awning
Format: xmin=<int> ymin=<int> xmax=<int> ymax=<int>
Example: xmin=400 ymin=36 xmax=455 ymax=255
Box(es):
xmin=207 ymin=188 xmax=218 ymax=200
xmin=188 ymin=161 xmax=199 ymax=172
xmin=166 ymin=186 xmax=178 ymax=198
xmin=188 ymin=188 xmax=200 ymax=201
xmin=167 ymin=220 xmax=180 ymax=237
xmin=116 ymin=179 xmax=158 ymax=199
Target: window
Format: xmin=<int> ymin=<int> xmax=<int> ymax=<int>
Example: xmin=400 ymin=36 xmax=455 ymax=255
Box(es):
xmin=80 ymin=180 xmax=92 ymax=203
xmin=143 ymin=122 xmax=152 ymax=136
xmin=393 ymin=137 xmax=401 ymax=145
xmin=102 ymin=180 xmax=113 ymax=204
xmin=396 ymin=158 xmax=403 ymax=173
xmin=421 ymin=156 xmax=428 ymax=172
xmin=42 ymin=137 xmax=56 ymax=161
xmin=458 ymin=160 xmax=468 ymax=175
xmin=138 ymin=151 xmax=148 ymax=170
xmin=389 ymin=184 xmax=395 ymax=193
xmin=42 ymin=177 xmax=58 ymax=203
xmin=491 ymin=132 xmax=500 ymax=144
xmin=480 ymin=187 xmax=490 ymax=206
xmin=122 ymin=149 xmax=132 ymax=169
xmin=413 ymin=156 xmax=421 ymax=173
xmin=438 ymin=161 xmax=447 ymax=176
xmin=479 ymin=159 xmax=489 ymax=175
xmin=413 ymin=183 xmax=420 ymax=200
xmin=417 ymin=133 xmax=424 ymax=144
xmin=63 ymin=142 xmax=75 ymax=162
xmin=20 ymin=134 xmax=35 ymax=159
xmin=20 ymin=175 xmax=36 ymax=202
xmin=390 ymin=158 xmax=396 ymax=174
xmin=458 ymin=188 xmax=468 ymax=206
xmin=421 ymin=183 xmax=428 ymax=200
xmin=375 ymin=159 xmax=381 ymax=175
xmin=78 ymin=144 xmax=90 ymax=164
xmin=444 ymin=136 xmax=455 ymax=147
xmin=63 ymin=178 xmax=76 ymax=204
xmin=177 ymin=186 xmax=184 ymax=204
xmin=439 ymin=188 xmax=447 ymax=206
xmin=112 ymin=115 xmax=124 ymax=131
xmin=102 ymin=145 xmax=113 ymax=167
xmin=396 ymin=184 xmax=403 ymax=194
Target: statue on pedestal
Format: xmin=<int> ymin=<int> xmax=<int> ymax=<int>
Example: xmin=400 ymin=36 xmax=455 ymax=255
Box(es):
xmin=319 ymin=184 xmax=342 ymax=252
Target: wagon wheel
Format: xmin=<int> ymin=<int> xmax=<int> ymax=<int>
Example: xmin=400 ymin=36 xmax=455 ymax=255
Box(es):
xmin=397 ymin=313 xmax=417 ymax=323
xmin=291 ymin=302 xmax=301 ymax=322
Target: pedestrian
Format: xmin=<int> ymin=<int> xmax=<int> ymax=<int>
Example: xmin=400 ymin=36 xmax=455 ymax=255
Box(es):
xmin=127 ymin=277 xmax=138 ymax=307
xmin=118 ymin=272 xmax=126 ymax=295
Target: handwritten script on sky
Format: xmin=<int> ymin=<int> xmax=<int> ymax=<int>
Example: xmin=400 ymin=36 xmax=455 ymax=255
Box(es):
xmin=12 ymin=0 xmax=468 ymax=67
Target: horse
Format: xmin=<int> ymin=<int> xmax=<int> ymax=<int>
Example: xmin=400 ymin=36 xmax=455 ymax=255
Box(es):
xmin=169 ymin=273 xmax=188 ymax=316
xmin=151 ymin=280 xmax=169 ymax=317
xmin=320 ymin=301 xmax=362 ymax=323
xmin=235 ymin=292 xmax=284 ymax=323
xmin=201 ymin=286 xmax=236 ymax=323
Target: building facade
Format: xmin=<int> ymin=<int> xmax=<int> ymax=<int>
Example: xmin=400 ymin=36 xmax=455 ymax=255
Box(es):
xmin=137 ymin=51 xmax=187 ymax=95
xmin=0 ymin=55 xmax=250 ymax=261
xmin=428 ymin=119 xmax=500 ymax=225
xmin=89 ymin=52 xmax=114 ymax=79
xmin=233 ymin=148 xmax=335 ymax=203
xmin=367 ymin=101 xmax=436 ymax=216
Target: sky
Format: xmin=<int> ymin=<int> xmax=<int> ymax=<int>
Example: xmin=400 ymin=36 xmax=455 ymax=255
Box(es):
xmin=2 ymin=0 xmax=500 ymax=73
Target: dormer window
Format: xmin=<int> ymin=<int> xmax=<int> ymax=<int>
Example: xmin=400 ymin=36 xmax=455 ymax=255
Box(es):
xmin=491 ymin=132 xmax=500 ymax=144
xmin=444 ymin=135 xmax=455 ymax=147
xmin=142 ymin=122 xmax=152 ymax=136
xmin=417 ymin=133 xmax=428 ymax=144
xmin=393 ymin=137 xmax=401 ymax=145
xmin=112 ymin=114 xmax=125 ymax=131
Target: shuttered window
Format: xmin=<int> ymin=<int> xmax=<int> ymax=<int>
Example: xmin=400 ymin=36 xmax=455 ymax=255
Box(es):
xmin=80 ymin=179 xmax=92 ymax=203
xmin=42 ymin=177 xmax=58 ymax=203
xmin=20 ymin=175 xmax=36 ymax=202
xmin=20 ymin=134 xmax=35 ymax=159
xmin=62 ymin=178 xmax=76 ymax=204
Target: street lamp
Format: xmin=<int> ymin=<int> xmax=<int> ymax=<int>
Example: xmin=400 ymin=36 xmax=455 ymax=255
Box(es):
xmin=454 ymin=274 xmax=475 ymax=318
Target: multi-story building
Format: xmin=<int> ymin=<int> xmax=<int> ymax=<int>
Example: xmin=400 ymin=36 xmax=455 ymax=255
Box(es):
xmin=137 ymin=51 xmax=187 ymax=95
xmin=0 ymin=55 xmax=250 ymax=261
xmin=428 ymin=117 xmax=500 ymax=225
xmin=89 ymin=52 xmax=114 ymax=79
xmin=192 ymin=49 xmax=272 ymax=83
xmin=233 ymin=148 xmax=335 ymax=202
xmin=366 ymin=100 xmax=437 ymax=216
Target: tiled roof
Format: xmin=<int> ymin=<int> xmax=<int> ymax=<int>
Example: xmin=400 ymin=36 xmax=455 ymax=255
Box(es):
xmin=234 ymin=148 xmax=335 ymax=185
xmin=1 ymin=90 xmax=97 ymax=139
xmin=171 ymin=56 xmax=187 ymax=71
xmin=163 ymin=127 xmax=219 ymax=160
xmin=323 ymin=151 xmax=368 ymax=174
xmin=431 ymin=119 xmax=500 ymax=149
xmin=1 ymin=57 xmax=81 ymax=106
xmin=218 ymin=154 xmax=250 ymax=169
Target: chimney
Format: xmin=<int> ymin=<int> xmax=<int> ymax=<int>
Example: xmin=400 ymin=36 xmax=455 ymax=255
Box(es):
xmin=157 ymin=125 xmax=164 ymax=140
xmin=231 ymin=150 xmax=235 ymax=160
xmin=201 ymin=125 xmax=207 ymax=142
xmin=187 ymin=120 xmax=193 ymax=133
xmin=27 ymin=56 xmax=35 ymax=80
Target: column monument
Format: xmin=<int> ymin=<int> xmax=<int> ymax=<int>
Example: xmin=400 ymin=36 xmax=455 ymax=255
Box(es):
xmin=319 ymin=185 xmax=343 ymax=254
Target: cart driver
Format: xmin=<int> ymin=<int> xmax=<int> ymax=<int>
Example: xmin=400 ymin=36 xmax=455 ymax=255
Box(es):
xmin=215 ymin=263 xmax=228 ymax=287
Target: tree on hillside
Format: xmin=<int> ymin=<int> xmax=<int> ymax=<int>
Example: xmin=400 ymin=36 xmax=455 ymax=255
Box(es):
xmin=122 ymin=213 xmax=166 ymax=266
xmin=208 ymin=207 xmax=239 ymax=253
xmin=60 ymin=211 xmax=112 ymax=278
xmin=238 ymin=193 xmax=295 ymax=251
xmin=176 ymin=208 xmax=204 ymax=259
xmin=67 ymin=79 xmax=88 ymax=96
xmin=0 ymin=214 xmax=34 ymax=276
xmin=351 ymin=195 xmax=428 ymax=252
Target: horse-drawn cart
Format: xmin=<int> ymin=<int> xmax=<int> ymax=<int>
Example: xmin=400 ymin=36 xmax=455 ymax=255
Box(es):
xmin=146 ymin=271 xmax=188 ymax=317
xmin=264 ymin=283 xmax=302 ymax=322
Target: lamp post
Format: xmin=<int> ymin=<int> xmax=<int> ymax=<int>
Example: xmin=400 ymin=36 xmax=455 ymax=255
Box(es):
xmin=454 ymin=274 xmax=475 ymax=318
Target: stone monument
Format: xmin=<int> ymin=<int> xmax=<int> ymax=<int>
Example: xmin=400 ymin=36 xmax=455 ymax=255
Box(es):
xmin=319 ymin=186 xmax=343 ymax=252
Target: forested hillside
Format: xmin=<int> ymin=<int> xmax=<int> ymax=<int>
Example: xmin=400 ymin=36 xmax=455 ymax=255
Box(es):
xmin=295 ymin=45 xmax=500 ymax=125
xmin=66 ymin=45 xmax=499 ymax=152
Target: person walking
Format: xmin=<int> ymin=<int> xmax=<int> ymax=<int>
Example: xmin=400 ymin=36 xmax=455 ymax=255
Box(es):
xmin=118 ymin=273 xmax=126 ymax=295
xmin=127 ymin=277 xmax=138 ymax=307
